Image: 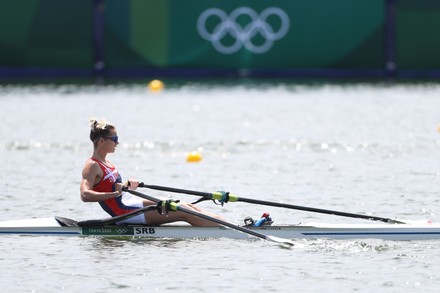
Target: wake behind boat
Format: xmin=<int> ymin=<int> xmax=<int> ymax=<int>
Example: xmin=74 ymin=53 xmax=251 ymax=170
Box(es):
xmin=1 ymin=216 xmax=440 ymax=241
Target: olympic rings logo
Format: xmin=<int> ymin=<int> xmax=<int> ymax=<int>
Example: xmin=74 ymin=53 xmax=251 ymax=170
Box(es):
xmin=116 ymin=228 xmax=128 ymax=235
xmin=197 ymin=7 xmax=290 ymax=55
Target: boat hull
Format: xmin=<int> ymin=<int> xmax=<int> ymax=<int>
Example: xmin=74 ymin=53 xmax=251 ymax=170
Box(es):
xmin=1 ymin=218 xmax=440 ymax=240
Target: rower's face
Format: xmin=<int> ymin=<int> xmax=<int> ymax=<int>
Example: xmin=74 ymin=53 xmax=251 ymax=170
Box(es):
xmin=101 ymin=129 xmax=119 ymax=153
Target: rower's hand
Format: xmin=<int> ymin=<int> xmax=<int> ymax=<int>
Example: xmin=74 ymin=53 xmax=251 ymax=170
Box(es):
xmin=127 ymin=179 xmax=139 ymax=190
xmin=115 ymin=183 xmax=124 ymax=196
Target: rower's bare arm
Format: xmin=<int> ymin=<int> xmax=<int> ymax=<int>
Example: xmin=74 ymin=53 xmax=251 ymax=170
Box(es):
xmin=80 ymin=161 xmax=121 ymax=202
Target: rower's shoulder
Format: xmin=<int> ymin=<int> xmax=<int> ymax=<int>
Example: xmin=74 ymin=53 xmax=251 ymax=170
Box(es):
xmin=81 ymin=159 xmax=103 ymax=181
xmin=82 ymin=158 xmax=101 ymax=172
xmin=84 ymin=157 xmax=97 ymax=165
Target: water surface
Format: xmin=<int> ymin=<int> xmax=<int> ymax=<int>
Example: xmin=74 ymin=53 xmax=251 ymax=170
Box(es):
xmin=1 ymin=81 xmax=440 ymax=292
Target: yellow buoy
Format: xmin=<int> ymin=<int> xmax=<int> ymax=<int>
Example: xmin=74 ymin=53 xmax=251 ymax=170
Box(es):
xmin=148 ymin=79 xmax=164 ymax=93
xmin=186 ymin=151 xmax=202 ymax=163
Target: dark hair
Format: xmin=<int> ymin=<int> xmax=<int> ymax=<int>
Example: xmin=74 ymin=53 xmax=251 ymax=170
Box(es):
xmin=89 ymin=119 xmax=115 ymax=147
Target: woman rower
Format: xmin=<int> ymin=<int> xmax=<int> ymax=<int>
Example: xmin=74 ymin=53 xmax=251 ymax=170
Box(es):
xmin=80 ymin=118 xmax=224 ymax=226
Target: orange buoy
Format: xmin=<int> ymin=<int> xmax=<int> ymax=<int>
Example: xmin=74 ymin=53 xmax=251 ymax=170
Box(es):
xmin=186 ymin=151 xmax=202 ymax=163
xmin=148 ymin=80 xmax=164 ymax=92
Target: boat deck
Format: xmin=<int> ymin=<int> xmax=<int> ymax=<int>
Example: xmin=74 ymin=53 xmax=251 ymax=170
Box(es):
xmin=1 ymin=217 xmax=440 ymax=240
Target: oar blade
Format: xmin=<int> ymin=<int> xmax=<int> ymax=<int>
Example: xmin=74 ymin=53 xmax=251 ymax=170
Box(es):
xmin=266 ymin=235 xmax=295 ymax=247
xmin=385 ymin=218 xmax=406 ymax=224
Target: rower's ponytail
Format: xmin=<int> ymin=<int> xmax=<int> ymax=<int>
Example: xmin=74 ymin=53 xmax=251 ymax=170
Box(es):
xmin=89 ymin=118 xmax=115 ymax=146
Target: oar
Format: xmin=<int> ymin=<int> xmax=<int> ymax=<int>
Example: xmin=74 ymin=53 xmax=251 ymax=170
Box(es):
xmin=122 ymin=187 xmax=295 ymax=247
xmin=138 ymin=183 xmax=406 ymax=224
xmin=77 ymin=205 xmax=158 ymax=227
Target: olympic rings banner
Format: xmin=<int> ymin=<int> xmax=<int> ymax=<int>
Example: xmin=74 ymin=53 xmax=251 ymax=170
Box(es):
xmin=2 ymin=0 xmax=440 ymax=77
xmin=197 ymin=7 xmax=290 ymax=55
xmin=105 ymin=0 xmax=386 ymax=70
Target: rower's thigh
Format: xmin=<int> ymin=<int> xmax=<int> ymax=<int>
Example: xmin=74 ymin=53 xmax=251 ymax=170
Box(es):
xmin=144 ymin=210 xmax=186 ymax=225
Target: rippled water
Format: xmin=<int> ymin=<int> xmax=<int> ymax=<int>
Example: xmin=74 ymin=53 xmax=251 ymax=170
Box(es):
xmin=1 ymin=81 xmax=440 ymax=292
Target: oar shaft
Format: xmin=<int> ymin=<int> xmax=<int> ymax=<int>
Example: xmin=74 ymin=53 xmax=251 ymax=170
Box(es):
xmin=140 ymin=183 xmax=404 ymax=224
xmin=236 ymin=197 xmax=404 ymax=224
xmin=176 ymin=205 xmax=282 ymax=241
xmin=78 ymin=205 xmax=157 ymax=227
xmin=139 ymin=184 xmax=209 ymax=197
xmin=125 ymin=189 xmax=261 ymax=238
xmin=124 ymin=188 xmax=294 ymax=246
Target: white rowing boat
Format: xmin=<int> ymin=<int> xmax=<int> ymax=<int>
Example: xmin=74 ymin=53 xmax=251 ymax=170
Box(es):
xmin=1 ymin=186 xmax=433 ymax=245
xmin=1 ymin=217 xmax=439 ymax=241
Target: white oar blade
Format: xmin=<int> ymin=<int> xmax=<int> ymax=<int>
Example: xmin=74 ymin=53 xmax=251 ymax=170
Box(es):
xmin=266 ymin=235 xmax=295 ymax=247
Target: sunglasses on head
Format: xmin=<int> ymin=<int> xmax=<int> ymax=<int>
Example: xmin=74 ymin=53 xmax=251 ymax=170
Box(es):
xmin=103 ymin=136 xmax=118 ymax=143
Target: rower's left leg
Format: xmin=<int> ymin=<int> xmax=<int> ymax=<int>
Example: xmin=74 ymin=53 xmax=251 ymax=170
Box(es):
xmin=142 ymin=200 xmax=225 ymax=227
